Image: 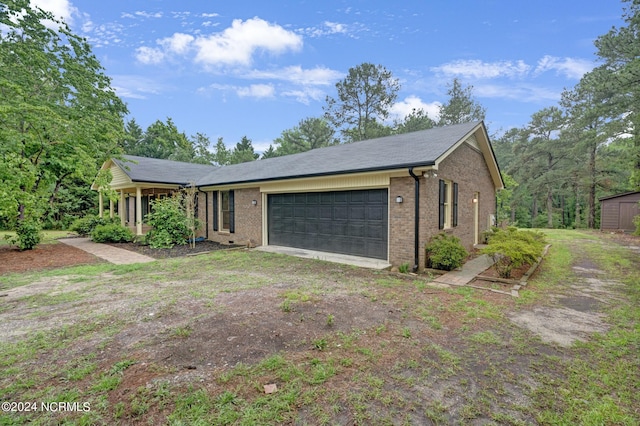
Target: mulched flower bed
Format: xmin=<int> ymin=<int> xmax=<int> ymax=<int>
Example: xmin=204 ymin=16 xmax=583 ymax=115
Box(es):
xmin=106 ymin=240 xmax=243 ymax=259
xmin=0 ymin=243 xmax=104 ymax=275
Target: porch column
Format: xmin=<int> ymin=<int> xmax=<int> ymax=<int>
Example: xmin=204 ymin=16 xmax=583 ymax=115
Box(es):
xmin=120 ymin=190 xmax=125 ymax=226
xmin=98 ymin=191 xmax=104 ymax=218
xmin=109 ymin=199 xmax=114 ymax=218
xmin=136 ymin=186 xmax=142 ymax=235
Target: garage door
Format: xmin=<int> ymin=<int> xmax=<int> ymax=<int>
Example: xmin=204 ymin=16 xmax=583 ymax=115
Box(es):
xmin=268 ymin=189 xmax=388 ymax=260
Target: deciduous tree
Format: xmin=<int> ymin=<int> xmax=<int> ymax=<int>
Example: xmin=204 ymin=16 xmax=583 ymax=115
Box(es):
xmin=0 ymin=0 xmax=127 ymax=245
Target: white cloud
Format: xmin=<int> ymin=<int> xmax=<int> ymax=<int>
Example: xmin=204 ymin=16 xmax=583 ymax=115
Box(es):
xmin=252 ymin=139 xmax=274 ymax=154
xmin=237 ymin=84 xmax=275 ymax=98
xmin=198 ymin=83 xmax=276 ymax=100
xmin=306 ymin=21 xmax=349 ymax=37
xmin=535 ymin=55 xmax=593 ymax=79
xmin=111 ymin=75 xmax=162 ymax=99
xmin=390 ymin=96 xmax=441 ymax=122
xmin=135 ymin=33 xmax=195 ymax=64
xmin=245 ymin=65 xmax=342 ymax=86
xmin=134 ymin=17 xmax=302 ymax=68
xmin=159 ymin=33 xmax=195 ymax=55
xmin=135 ymin=46 xmax=165 ymax=65
xmin=432 ymin=56 xmax=593 ymax=82
xmin=281 ymin=87 xmax=326 ymax=104
xmin=474 ymin=83 xmax=561 ymax=103
xmin=134 ymin=11 xmax=163 ymax=19
xmin=193 ymin=17 xmax=303 ymax=67
xmin=30 ymin=0 xmax=76 ymax=24
xmin=432 ymin=59 xmax=531 ymax=79
xmin=301 ymin=20 xmax=366 ymax=39
xmin=88 ymin=22 xmax=126 ymax=48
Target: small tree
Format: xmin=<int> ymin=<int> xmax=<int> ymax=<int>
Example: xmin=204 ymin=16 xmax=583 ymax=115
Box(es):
xmin=183 ymin=183 xmax=199 ymax=249
xmin=144 ymin=196 xmax=190 ymax=249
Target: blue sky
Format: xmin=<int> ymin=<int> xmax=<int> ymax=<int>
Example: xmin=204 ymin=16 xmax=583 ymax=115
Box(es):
xmin=33 ymin=0 xmax=624 ymax=153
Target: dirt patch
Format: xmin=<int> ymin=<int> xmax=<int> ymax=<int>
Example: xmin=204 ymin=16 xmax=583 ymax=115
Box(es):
xmin=509 ymin=306 xmax=608 ymax=347
xmin=1 ymin=230 xmax=638 ymax=424
xmin=507 ymin=234 xmax=632 ymax=347
xmin=0 ymin=242 xmax=104 ymax=275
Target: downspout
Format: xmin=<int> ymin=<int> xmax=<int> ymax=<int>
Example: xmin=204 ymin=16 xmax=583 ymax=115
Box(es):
xmin=408 ymin=167 xmax=420 ymax=272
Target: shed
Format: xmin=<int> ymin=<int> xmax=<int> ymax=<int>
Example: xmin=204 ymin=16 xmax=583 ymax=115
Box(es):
xmin=599 ymin=191 xmax=640 ymax=232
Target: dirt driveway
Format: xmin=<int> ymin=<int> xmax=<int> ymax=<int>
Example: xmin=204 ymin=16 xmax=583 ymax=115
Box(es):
xmin=1 ymin=231 xmax=638 ymax=425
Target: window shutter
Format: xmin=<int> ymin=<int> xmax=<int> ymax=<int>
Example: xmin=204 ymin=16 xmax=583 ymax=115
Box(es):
xmin=438 ymin=179 xmax=445 ymax=230
xmin=453 ymin=182 xmax=459 ymax=227
xmin=229 ymin=190 xmax=235 ymax=233
xmin=212 ymin=191 xmax=218 ymax=231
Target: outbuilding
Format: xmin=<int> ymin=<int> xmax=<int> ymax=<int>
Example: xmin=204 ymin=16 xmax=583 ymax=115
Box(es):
xmin=599 ymin=191 xmax=640 ymax=233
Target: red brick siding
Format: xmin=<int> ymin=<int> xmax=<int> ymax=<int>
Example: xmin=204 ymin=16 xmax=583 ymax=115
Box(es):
xmin=389 ymin=142 xmax=497 ymax=268
xmin=204 ymin=188 xmax=262 ymax=246
xmin=389 ymin=178 xmax=417 ymax=267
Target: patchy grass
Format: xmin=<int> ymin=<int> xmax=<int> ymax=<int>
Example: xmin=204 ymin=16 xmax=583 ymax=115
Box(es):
xmin=0 ymin=230 xmax=638 ymax=424
xmin=1 ymin=230 xmax=77 ymax=246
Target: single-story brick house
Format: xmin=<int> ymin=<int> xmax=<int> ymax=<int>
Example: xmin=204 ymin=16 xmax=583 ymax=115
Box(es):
xmin=599 ymin=191 xmax=640 ymax=233
xmin=93 ymin=121 xmax=503 ymax=269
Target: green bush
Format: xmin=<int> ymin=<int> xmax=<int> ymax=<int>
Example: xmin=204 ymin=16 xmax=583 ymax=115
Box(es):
xmin=425 ymin=233 xmax=468 ymax=271
xmin=481 ymin=227 xmax=547 ymax=278
xmin=5 ymin=219 xmax=42 ymax=250
xmin=91 ymin=224 xmax=134 ymax=243
xmin=634 ymin=214 xmax=640 ymax=236
xmin=144 ymin=196 xmax=190 ymax=249
xmin=70 ymin=214 xmax=116 ymax=236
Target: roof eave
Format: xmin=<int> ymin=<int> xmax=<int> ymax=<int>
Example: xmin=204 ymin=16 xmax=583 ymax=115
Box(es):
xmin=196 ymin=161 xmax=437 ymax=188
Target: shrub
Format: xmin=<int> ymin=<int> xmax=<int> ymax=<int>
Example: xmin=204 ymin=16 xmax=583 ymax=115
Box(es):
xmin=634 ymin=214 xmax=640 ymax=236
xmin=5 ymin=219 xmax=42 ymax=250
xmin=91 ymin=224 xmax=134 ymax=243
xmin=144 ymin=196 xmax=190 ymax=249
xmin=70 ymin=214 xmax=116 ymax=236
xmin=425 ymin=233 xmax=468 ymax=271
xmin=481 ymin=227 xmax=546 ymax=278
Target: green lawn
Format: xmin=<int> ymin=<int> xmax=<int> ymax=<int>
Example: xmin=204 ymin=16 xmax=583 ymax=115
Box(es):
xmin=1 ymin=230 xmax=77 ymax=246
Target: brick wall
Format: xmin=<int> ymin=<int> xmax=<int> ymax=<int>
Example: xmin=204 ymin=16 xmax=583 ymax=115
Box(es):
xmin=203 ymin=188 xmax=262 ymax=246
xmin=389 ymin=177 xmax=417 ymax=267
xmin=389 ymin=142 xmax=497 ymax=268
xmin=437 ymin=142 xmax=496 ymax=254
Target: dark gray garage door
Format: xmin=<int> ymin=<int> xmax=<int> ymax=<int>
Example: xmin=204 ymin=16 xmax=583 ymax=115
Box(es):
xmin=267 ymin=189 xmax=388 ymax=260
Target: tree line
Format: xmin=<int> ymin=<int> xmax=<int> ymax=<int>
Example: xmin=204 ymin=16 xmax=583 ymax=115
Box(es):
xmin=120 ymin=71 xmax=485 ymax=165
xmin=2 ymin=0 xmax=639 ymax=246
xmin=492 ymin=0 xmax=640 ymax=229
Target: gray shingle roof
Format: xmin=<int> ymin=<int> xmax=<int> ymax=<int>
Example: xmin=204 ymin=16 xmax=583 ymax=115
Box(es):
xmin=198 ymin=121 xmax=482 ymax=186
xmin=113 ymin=155 xmax=218 ymax=185
xmin=115 ymin=122 xmax=482 ymax=187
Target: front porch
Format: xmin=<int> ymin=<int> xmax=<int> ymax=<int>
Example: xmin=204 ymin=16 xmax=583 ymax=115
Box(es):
xmin=97 ymin=186 xmax=178 ymax=235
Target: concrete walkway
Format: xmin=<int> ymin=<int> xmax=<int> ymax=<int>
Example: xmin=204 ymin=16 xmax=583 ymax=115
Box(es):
xmin=58 ymin=238 xmax=156 ymax=265
xmin=432 ymin=254 xmax=495 ymax=286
